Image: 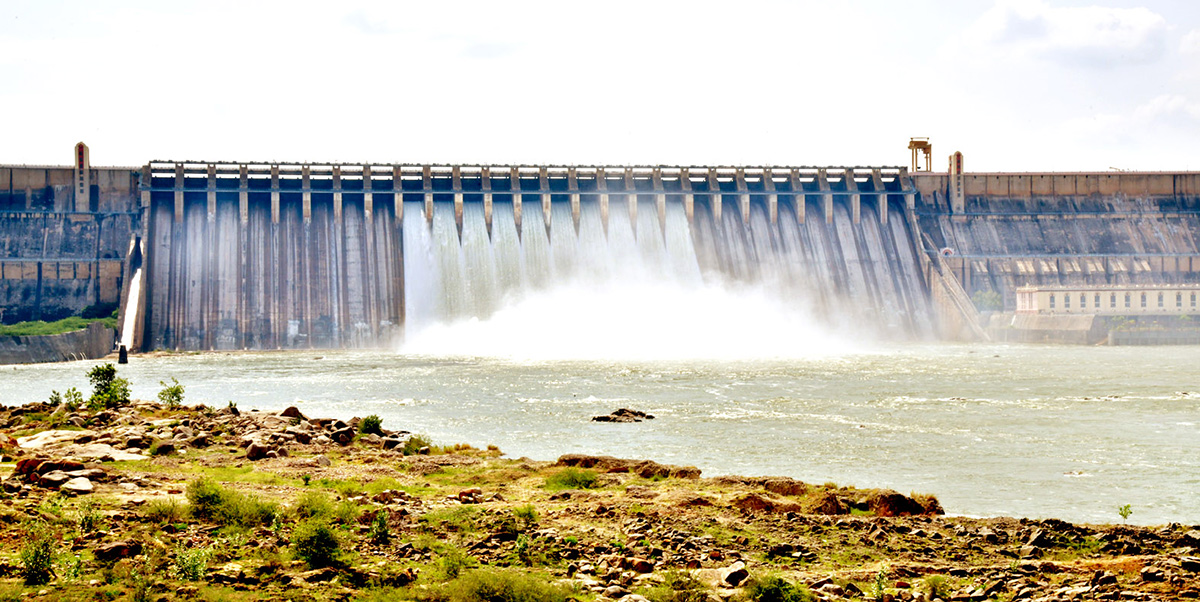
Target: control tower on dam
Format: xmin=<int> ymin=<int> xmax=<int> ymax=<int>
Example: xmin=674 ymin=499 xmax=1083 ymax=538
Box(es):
xmin=131 ymin=162 xmax=933 ymax=351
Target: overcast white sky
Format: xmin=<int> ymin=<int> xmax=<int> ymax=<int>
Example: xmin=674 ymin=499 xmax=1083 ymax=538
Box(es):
xmin=2 ymin=0 xmax=1198 ymax=171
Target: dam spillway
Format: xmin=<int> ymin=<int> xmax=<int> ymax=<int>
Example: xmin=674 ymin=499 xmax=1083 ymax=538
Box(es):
xmin=6 ymin=158 xmax=1200 ymax=354
xmin=134 ymin=162 xmax=932 ymax=350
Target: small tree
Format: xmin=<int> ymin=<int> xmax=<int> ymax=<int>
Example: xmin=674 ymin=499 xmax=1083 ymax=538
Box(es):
xmin=158 ymin=377 xmax=185 ymax=409
xmin=1118 ymin=504 xmax=1133 ymax=524
xmin=87 ymin=363 xmax=131 ymax=410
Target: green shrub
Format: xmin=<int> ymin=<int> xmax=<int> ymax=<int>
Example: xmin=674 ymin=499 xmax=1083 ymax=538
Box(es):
xmin=402 ymin=434 xmax=433 ymax=456
xmin=292 ymin=490 xmax=335 ymax=521
xmin=87 ymin=363 xmax=131 ymax=410
xmin=642 ymin=570 xmax=708 ymax=602
xmin=440 ymin=568 xmax=575 ymax=602
xmin=971 ymin=289 xmax=1003 ymax=312
xmin=185 ymin=477 xmax=277 ymax=527
xmin=143 ymin=498 xmax=185 ymax=524
xmin=359 ymin=414 xmax=383 ymax=436
xmin=157 ymin=377 xmax=185 ymax=409
xmin=435 ymin=546 xmax=475 ymax=581
xmin=739 ymin=576 xmax=816 ymax=602
xmin=369 ymin=510 xmax=390 ymax=544
xmin=292 ymin=517 xmax=341 ymax=568
xmin=74 ymin=499 xmax=102 ymax=534
xmin=419 ymin=506 xmax=479 ymax=533
xmin=512 ymin=504 xmax=538 ymax=531
xmin=172 ymin=544 xmax=210 ymax=581
xmin=544 ymin=467 xmax=599 ymax=491
xmin=20 ymin=527 xmax=55 ymax=586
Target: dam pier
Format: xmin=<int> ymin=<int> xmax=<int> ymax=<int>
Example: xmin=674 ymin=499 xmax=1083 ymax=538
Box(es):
xmin=3 ymin=144 xmax=1200 ymax=354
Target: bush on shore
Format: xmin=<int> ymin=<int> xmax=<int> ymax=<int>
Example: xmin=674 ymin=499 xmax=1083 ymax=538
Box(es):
xmin=185 ymin=477 xmax=278 ymax=527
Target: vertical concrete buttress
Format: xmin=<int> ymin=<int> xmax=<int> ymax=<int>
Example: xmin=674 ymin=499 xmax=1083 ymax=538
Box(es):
xmin=539 ymin=167 xmax=551 ymax=234
xmin=653 ymin=168 xmax=666 ymax=239
xmin=392 ymin=166 xmax=403 ymax=224
xmin=818 ymin=169 xmax=833 ymax=224
xmin=453 ymin=166 xmax=463 ymax=238
xmin=708 ymin=168 xmax=722 ymax=224
xmin=332 ymin=166 xmax=343 ymax=223
xmin=422 ymin=166 xmax=433 ymax=226
xmin=764 ymin=168 xmax=777 ymax=224
xmin=846 ymin=169 xmax=860 ymax=225
xmin=790 ymin=169 xmax=805 ymax=224
xmin=270 ymin=165 xmax=280 ymax=224
xmin=871 ymin=170 xmax=888 ymax=224
xmin=681 ymin=168 xmax=694 ymax=224
xmin=363 ymin=165 xmax=373 ymax=222
xmin=735 ymin=168 xmax=749 ymax=226
xmin=624 ymin=168 xmax=637 ymax=237
xmin=302 ymin=166 xmax=312 ymax=223
xmin=481 ymin=166 xmax=493 ymax=237
xmin=173 ymin=163 xmax=184 ymax=223
xmin=207 ymin=164 xmax=217 ymax=219
xmin=597 ymin=168 xmax=609 ymax=236
xmin=509 ymin=167 xmax=522 ymax=237
xmin=238 ymin=165 xmax=248 ymax=223
xmin=569 ymin=168 xmax=580 ymax=233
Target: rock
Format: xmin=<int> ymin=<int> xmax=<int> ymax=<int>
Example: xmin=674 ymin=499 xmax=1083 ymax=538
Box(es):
xmin=315 ymin=455 xmax=331 ymax=467
xmin=1180 ymin=530 xmax=1200 ymax=548
xmin=188 ymin=434 xmax=210 ymax=448
xmin=1182 ymin=557 xmax=1200 ymax=572
xmin=331 ymin=427 xmax=356 ymax=446
xmin=381 ymin=437 xmax=403 ymax=450
xmin=629 ymin=557 xmax=654 ymax=573
xmin=602 ymin=585 xmax=629 ymax=598
xmin=67 ymin=468 xmax=108 ymax=482
xmin=721 ymin=561 xmax=749 ymax=587
xmin=1140 ymin=566 xmax=1165 ymax=582
xmin=592 ymin=408 xmax=655 ymax=423
xmin=94 ymin=541 xmax=143 ymax=562
xmin=867 ymin=489 xmax=930 ymax=517
xmin=280 ymin=406 xmax=307 ymax=420
xmin=625 ymin=485 xmax=659 ymax=499
xmin=37 ymin=470 xmax=71 ymax=488
xmin=17 ymin=429 xmax=97 ymax=450
xmin=60 ymin=477 xmax=94 ymax=495
xmin=555 ymin=454 xmax=700 ymax=479
xmin=14 ymin=458 xmax=44 ymax=478
xmin=246 ymin=442 xmax=270 ymax=461
xmin=287 ymin=429 xmax=312 ymax=445
xmin=732 ymin=492 xmax=801 ymax=514
xmin=151 ymin=441 xmax=175 ymax=456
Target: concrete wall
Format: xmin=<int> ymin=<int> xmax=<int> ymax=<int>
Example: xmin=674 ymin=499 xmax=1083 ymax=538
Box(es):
xmin=912 ymin=172 xmax=1200 ymax=211
xmin=139 ymin=191 xmax=404 ymax=350
xmin=0 ymin=166 xmax=139 ymax=213
xmin=0 ymin=321 xmax=115 ymax=364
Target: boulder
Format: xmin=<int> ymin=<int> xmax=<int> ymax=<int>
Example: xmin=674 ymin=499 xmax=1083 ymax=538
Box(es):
xmin=94 ymin=541 xmax=142 ymax=562
xmin=17 ymin=429 xmax=96 ymax=450
xmin=721 ymin=561 xmax=749 ymax=587
xmin=628 ymin=557 xmax=654 ymax=573
xmin=37 ymin=470 xmax=71 ymax=488
xmin=331 ymin=427 xmax=356 ymax=445
xmin=732 ymin=492 xmax=801 ymax=514
xmin=280 ymin=406 xmax=307 ymax=420
xmin=866 ymin=489 xmax=930 ymax=517
xmin=61 ymin=477 xmax=94 ymax=495
xmin=315 ymin=455 xmax=331 ymax=467
xmin=246 ymin=442 xmax=270 ymax=461
xmin=592 ymin=408 xmax=655 ymax=423
xmin=151 ymin=441 xmax=175 ymax=456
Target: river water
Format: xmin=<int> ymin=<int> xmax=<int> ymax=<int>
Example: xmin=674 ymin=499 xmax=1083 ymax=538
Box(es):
xmin=3 ymin=343 xmax=1197 ymax=526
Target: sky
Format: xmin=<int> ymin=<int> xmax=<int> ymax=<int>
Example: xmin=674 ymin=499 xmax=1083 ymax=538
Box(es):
xmin=2 ymin=0 xmax=1198 ymax=171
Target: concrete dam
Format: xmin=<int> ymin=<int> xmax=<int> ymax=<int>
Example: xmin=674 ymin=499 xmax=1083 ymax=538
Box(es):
xmin=2 ymin=152 xmax=1199 ymax=352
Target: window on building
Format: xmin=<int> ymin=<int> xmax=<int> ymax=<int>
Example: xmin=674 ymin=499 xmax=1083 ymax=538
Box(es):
xmin=1178 ymin=293 xmax=1184 ymax=308
xmin=1192 ymin=292 xmax=1197 ymax=308
xmin=1064 ymin=294 xmax=1070 ymax=309
xmin=1110 ymin=293 xmax=1117 ymax=308
xmin=1158 ymin=293 xmax=1164 ymax=308
xmin=1125 ymin=293 xmax=1131 ymax=308
xmin=1141 ymin=293 xmax=1147 ymax=308
xmin=1080 ymin=294 xmax=1087 ymax=309
xmin=1095 ymin=294 xmax=1101 ymax=308
xmin=1049 ymin=294 xmax=1056 ymax=309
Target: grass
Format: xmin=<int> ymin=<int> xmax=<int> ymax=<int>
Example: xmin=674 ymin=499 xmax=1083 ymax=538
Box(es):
xmin=185 ymin=477 xmax=278 ymax=527
xmin=0 ymin=315 xmax=117 ymax=336
xmin=433 ymin=568 xmax=578 ymax=602
xmin=420 ymin=506 xmax=480 ymax=534
xmin=544 ymin=467 xmax=599 ymax=491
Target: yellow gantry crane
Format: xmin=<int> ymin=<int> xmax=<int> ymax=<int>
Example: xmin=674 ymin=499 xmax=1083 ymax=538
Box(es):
xmin=908 ymin=137 xmax=932 ymax=172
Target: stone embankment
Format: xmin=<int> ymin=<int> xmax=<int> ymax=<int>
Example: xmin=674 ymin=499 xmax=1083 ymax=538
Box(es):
xmin=0 ymin=397 xmax=1198 ymax=601
xmin=0 ymin=321 xmax=115 ymax=364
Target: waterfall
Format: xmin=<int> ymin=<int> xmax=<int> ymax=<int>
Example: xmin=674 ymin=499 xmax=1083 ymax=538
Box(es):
xmin=399 ymin=195 xmax=929 ymax=359
xmin=120 ymin=267 xmax=142 ymax=348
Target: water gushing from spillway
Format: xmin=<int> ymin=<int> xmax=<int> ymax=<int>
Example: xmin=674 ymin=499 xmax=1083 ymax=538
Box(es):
xmin=400 ymin=197 xmax=931 ymax=360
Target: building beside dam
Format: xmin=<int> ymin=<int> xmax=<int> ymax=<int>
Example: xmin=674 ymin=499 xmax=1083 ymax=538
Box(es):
xmin=2 ymin=144 xmax=1198 ymax=353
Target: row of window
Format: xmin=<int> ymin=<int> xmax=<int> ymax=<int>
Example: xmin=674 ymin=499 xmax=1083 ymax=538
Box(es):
xmin=1047 ymin=291 xmax=1199 ymax=310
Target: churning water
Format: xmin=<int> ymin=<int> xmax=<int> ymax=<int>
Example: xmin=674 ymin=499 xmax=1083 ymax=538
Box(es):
xmin=3 ymin=345 xmax=1198 ymax=526
xmin=4 ymin=197 xmax=1196 ymax=526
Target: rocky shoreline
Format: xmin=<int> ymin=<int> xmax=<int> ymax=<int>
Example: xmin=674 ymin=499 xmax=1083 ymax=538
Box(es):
xmin=0 ymin=384 xmax=1198 ymax=601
